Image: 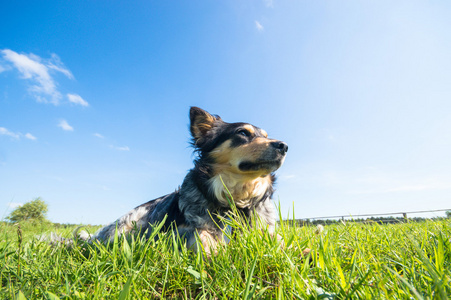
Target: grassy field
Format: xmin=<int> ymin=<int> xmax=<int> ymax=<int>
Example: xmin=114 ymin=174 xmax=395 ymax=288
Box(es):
xmin=1 ymin=218 xmax=450 ymax=299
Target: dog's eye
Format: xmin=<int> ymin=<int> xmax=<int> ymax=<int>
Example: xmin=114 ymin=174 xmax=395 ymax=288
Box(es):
xmin=236 ymin=129 xmax=251 ymax=137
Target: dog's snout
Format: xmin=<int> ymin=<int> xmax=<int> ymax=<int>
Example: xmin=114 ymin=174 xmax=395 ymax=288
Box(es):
xmin=271 ymin=141 xmax=288 ymax=155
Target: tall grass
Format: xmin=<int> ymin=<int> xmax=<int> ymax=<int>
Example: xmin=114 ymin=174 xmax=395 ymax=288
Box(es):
xmin=1 ymin=217 xmax=450 ymax=299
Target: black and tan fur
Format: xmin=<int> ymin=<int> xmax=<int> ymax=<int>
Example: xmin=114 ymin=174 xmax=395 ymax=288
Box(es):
xmin=78 ymin=107 xmax=288 ymax=254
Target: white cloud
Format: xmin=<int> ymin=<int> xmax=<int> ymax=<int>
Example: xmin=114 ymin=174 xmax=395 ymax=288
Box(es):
xmin=25 ymin=133 xmax=37 ymax=140
xmin=67 ymin=93 xmax=89 ymax=107
xmin=0 ymin=127 xmax=37 ymax=141
xmin=116 ymin=146 xmax=130 ymax=151
xmin=255 ymin=21 xmax=264 ymax=32
xmin=58 ymin=119 xmax=74 ymax=131
xmin=46 ymin=53 xmax=74 ymax=79
xmin=93 ymin=133 xmax=105 ymax=139
xmin=280 ymin=174 xmax=296 ymax=180
xmin=110 ymin=145 xmax=130 ymax=151
xmin=1 ymin=49 xmax=74 ymax=105
xmin=0 ymin=127 xmax=20 ymax=139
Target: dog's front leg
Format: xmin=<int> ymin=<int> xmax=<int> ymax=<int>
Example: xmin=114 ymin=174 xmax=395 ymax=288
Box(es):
xmin=178 ymin=228 xmax=221 ymax=255
xmin=196 ymin=230 xmax=220 ymax=256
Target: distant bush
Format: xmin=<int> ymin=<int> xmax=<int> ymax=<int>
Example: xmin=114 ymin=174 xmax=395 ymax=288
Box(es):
xmin=6 ymin=197 xmax=50 ymax=224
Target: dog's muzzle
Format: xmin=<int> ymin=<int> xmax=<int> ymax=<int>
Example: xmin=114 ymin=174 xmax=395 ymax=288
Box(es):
xmin=238 ymin=140 xmax=288 ymax=173
xmin=270 ymin=141 xmax=288 ymax=156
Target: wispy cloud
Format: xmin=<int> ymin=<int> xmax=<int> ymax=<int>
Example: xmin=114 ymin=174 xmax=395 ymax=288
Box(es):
xmin=110 ymin=145 xmax=130 ymax=151
xmin=67 ymin=93 xmax=89 ymax=107
xmin=0 ymin=127 xmax=20 ymax=139
xmin=116 ymin=146 xmax=130 ymax=151
xmin=0 ymin=49 xmax=74 ymax=105
xmin=96 ymin=134 xmax=130 ymax=152
xmin=98 ymin=135 xmax=130 ymax=152
xmin=93 ymin=133 xmax=105 ymax=139
xmin=0 ymin=64 xmax=8 ymax=73
xmin=0 ymin=127 xmax=36 ymax=140
xmin=46 ymin=53 xmax=74 ymax=79
xmin=58 ymin=119 xmax=74 ymax=131
xmin=25 ymin=133 xmax=37 ymax=140
xmin=280 ymin=174 xmax=296 ymax=180
xmin=255 ymin=21 xmax=264 ymax=32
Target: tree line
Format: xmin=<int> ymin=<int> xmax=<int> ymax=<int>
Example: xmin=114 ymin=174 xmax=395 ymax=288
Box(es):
xmin=4 ymin=197 xmax=451 ymax=226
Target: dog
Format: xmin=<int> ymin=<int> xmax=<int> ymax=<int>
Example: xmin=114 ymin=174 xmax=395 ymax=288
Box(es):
xmin=76 ymin=107 xmax=288 ymax=254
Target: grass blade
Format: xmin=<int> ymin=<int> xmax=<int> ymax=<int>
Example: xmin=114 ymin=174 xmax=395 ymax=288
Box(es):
xmin=118 ymin=276 xmax=133 ymax=300
xmin=15 ymin=291 xmax=27 ymax=300
xmin=243 ymin=256 xmax=258 ymax=299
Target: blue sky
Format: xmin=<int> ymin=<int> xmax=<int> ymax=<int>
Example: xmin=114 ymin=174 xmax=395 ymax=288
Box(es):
xmin=1 ymin=1 xmax=450 ymax=224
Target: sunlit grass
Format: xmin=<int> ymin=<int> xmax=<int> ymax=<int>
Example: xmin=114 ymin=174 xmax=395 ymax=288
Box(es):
xmin=1 ymin=217 xmax=450 ymax=299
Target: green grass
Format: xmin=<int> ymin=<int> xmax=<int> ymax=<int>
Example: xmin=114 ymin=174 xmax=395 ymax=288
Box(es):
xmin=1 ymin=218 xmax=450 ymax=299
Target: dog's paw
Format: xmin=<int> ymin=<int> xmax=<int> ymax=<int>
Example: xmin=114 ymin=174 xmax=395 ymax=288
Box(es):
xmin=301 ymin=247 xmax=311 ymax=257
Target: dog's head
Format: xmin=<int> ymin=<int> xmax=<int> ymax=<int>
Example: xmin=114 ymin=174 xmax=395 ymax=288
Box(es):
xmin=190 ymin=107 xmax=288 ymax=179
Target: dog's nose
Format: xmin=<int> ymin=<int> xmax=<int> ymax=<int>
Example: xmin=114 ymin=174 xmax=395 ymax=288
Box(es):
xmin=271 ymin=141 xmax=288 ymax=155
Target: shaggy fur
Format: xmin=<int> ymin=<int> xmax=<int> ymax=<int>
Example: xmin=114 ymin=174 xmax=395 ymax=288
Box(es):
xmin=76 ymin=107 xmax=288 ymax=254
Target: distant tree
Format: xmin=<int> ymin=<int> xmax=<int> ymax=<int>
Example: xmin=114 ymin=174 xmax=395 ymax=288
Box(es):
xmin=6 ymin=197 xmax=49 ymax=223
xmin=446 ymin=211 xmax=451 ymax=218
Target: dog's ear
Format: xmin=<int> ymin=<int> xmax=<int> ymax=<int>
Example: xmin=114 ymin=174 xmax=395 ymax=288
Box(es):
xmin=190 ymin=107 xmax=222 ymax=143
